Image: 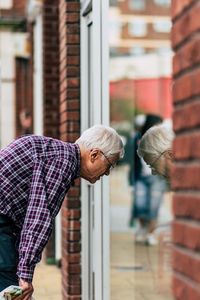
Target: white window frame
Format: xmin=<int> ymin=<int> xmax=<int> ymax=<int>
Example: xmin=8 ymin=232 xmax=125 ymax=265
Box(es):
xmin=81 ymin=0 xmax=110 ymax=299
xmin=33 ymin=14 xmax=43 ymax=135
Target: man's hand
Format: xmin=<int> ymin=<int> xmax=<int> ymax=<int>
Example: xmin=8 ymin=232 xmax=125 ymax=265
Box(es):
xmin=15 ymin=278 xmax=34 ymax=300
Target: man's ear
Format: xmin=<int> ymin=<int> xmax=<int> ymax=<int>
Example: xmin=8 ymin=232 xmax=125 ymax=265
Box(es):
xmin=90 ymin=149 xmax=100 ymax=162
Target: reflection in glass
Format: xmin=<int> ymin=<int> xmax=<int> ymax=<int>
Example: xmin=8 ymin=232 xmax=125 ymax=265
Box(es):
xmin=109 ymin=0 xmax=173 ymax=299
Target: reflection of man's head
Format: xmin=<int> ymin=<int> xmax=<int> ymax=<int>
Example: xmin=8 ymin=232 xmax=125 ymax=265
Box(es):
xmin=137 ymin=124 xmax=174 ymax=179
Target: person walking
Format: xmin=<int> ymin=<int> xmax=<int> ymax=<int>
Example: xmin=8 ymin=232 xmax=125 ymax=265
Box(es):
xmin=0 ymin=124 xmax=124 ymax=299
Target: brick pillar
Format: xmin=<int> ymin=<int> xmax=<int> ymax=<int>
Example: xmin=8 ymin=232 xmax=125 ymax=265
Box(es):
xmin=172 ymin=1 xmax=200 ymax=299
xmin=42 ymin=0 xmax=60 ymax=262
xmin=59 ymin=1 xmax=81 ymax=299
xmin=43 ymin=0 xmax=60 ymax=139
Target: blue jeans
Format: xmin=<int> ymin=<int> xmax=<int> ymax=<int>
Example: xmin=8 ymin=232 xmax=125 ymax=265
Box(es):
xmin=133 ymin=175 xmax=166 ymax=221
xmin=0 ymin=215 xmax=19 ymax=291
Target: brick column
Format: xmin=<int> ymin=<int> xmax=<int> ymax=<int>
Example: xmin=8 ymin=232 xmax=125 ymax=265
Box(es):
xmin=43 ymin=0 xmax=60 ymax=138
xmin=59 ymin=1 xmax=81 ymax=299
xmin=42 ymin=0 xmax=60 ymax=262
xmin=172 ymin=0 xmax=200 ymax=299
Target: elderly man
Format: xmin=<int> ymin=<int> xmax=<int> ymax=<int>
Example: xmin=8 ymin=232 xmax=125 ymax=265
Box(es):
xmin=0 ymin=124 xmax=124 ymax=299
xmin=137 ymin=124 xmax=174 ymax=179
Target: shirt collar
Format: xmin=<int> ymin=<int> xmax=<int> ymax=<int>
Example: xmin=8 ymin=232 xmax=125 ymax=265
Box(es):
xmin=74 ymin=143 xmax=81 ymax=178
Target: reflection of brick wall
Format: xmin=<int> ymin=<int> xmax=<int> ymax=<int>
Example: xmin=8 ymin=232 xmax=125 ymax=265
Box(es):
xmin=119 ymin=0 xmax=170 ymax=41
xmin=59 ymin=1 xmax=81 ymax=299
xmin=119 ymin=0 xmax=170 ymax=16
xmin=110 ymin=77 xmax=172 ymax=119
xmin=172 ymin=1 xmax=200 ymax=299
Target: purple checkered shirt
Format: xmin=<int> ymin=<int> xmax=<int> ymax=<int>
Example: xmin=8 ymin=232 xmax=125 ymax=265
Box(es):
xmin=0 ymin=135 xmax=80 ymax=282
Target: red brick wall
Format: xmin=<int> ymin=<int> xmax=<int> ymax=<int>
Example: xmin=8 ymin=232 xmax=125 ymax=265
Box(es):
xmin=42 ymin=0 xmax=60 ymax=263
xmin=13 ymin=0 xmax=26 ymax=16
xmin=119 ymin=0 xmax=170 ymax=16
xmin=59 ymin=0 xmax=81 ymax=299
xmin=43 ymin=0 xmax=60 ymax=139
xmin=1 ymin=0 xmax=26 ymax=17
xmin=172 ymin=0 xmax=200 ymax=298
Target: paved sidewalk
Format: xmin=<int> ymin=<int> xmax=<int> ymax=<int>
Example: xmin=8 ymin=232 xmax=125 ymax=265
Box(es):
xmin=32 ymin=232 xmax=173 ymax=300
xmin=111 ymin=232 xmax=173 ymax=300
xmin=33 ymin=262 xmax=61 ymax=300
xmin=110 ymin=166 xmax=173 ymax=300
xmin=32 ymin=165 xmax=173 ymax=300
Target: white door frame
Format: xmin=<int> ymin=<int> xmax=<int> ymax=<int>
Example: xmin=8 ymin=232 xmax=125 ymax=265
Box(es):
xmin=81 ymin=0 xmax=110 ymax=299
xmin=33 ymin=13 xmax=43 ymax=135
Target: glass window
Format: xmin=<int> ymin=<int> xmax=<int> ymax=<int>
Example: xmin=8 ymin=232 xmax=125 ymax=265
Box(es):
xmin=156 ymin=46 xmax=172 ymax=54
xmin=130 ymin=47 xmax=145 ymax=56
xmin=109 ymin=21 xmax=122 ymax=44
xmin=129 ymin=0 xmax=146 ymax=11
xmin=153 ymin=20 xmax=171 ymax=33
xmin=109 ymin=0 xmax=118 ymax=6
xmin=128 ymin=20 xmax=147 ymax=37
xmin=154 ymin=0 xmax=171 ymax=7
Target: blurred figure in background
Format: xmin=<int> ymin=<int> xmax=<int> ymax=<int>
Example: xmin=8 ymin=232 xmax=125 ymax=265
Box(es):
xmin=126 ymin=114 xmax=146 ymax=191
xmin=129 ymin=114 xmax=167 ymax=245
xmin=19 ymin=110 xmax=32 ymax=135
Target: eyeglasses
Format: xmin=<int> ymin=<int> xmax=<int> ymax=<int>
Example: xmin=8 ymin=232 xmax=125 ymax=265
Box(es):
xmin=100 ymin=151 xmax=115 ymax=171
xmin=149 ymin=150 xmax=167 ymax=173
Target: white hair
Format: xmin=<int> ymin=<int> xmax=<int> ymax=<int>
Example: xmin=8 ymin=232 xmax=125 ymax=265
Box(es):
xmin=137 ymin=124 xmax=174 ymax=163
xmin=75 ymin=124 xmax=124 ymax=158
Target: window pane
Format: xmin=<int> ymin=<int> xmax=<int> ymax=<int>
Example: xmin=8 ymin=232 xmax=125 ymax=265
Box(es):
xmin=130 ymin=47 xmax=145 ymax=56
xmin=129 ymin=20 xmax=147 ymax=37
xmin=153 ymin=20 xmax=171 ymax=33
xmin=129 ymin=0 xmax=145 ymax=10
xmin=154 ymin=0 xmax=171 ymax=7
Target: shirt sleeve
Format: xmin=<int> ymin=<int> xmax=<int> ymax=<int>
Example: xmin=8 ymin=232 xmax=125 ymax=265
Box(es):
xmin=17 ymin=158 xmax=53 ymax=282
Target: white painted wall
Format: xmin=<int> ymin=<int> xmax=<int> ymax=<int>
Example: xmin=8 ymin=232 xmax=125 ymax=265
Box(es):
xmin=0 ymin=0 xmax=13 ymax=9
xmin=0 ymin=32 xmax=15 ymax=148
xmin=0 ymin=31 xmax=30 ymax=148
xmin=33 ymin=14 xmax=43 ymax=135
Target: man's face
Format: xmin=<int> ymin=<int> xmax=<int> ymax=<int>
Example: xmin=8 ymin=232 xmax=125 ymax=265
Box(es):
xmin=81 ymin=149 xmax=119 ymax=184
xmin=143 ymin=150 xmax=173 ymax=179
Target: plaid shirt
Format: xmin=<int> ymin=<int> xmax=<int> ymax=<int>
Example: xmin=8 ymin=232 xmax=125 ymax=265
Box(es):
xmin=0 ymin=135 xmax=80 ymax=282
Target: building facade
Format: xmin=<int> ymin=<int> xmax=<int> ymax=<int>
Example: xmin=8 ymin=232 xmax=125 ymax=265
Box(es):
xmin=1 ymin=0 xmax=200 ymax=299
xmin=0 ymin=0 xmax=31 ymax=147
xmin=110 ymin=0 xmax=171 ymax=56
xmin=27 ymin=0 xmax=110 ymax=299
xmin=109 ymin=0 xmax=173 ymax=123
